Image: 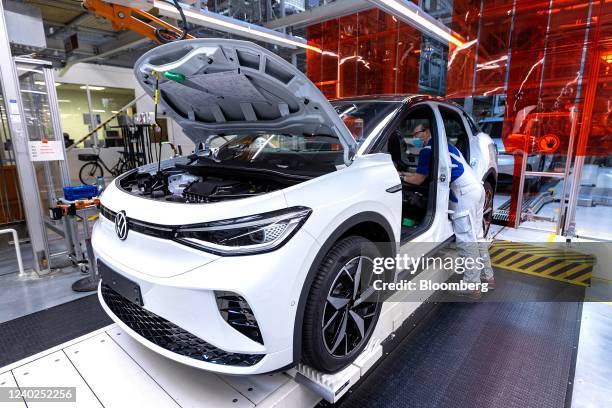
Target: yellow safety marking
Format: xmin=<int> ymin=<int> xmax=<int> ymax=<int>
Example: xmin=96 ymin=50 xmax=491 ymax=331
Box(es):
xmin=556 ymin=263 xmax=593 ymax=280
xmin=512 ymin=255 xmax=544 ymax=269
xmin=547 ymin=233 xmax=556 ymax=243
xmin=489 ymin=240 xmax=594 ymax=287
xmin=523 ymin=258 xmax=557 ymax=273
xmin=490 ymin=249 xmax=511 ymax=263
xmin=538 ymin=260 xmax=575 ymax=276
xmin=496 ymin=252 xmax=528 ymax=268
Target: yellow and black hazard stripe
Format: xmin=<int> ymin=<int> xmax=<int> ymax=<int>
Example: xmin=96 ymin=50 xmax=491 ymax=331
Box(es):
xmin=489 ymin=240 xmax=595 ymax=287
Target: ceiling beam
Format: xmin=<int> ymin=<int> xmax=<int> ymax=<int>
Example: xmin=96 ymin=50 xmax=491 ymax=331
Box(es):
xmin=48 ymin=12 xmax=93 ymax=38
xmin=264 ymin=0 xmax=373 ymax=30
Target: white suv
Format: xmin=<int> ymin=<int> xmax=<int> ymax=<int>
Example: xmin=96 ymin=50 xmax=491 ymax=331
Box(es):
xmin=93 ymin=39 xmax=497 ymax=375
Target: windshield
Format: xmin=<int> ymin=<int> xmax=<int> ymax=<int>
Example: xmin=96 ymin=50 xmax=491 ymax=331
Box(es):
xmin=213 ymin=133 xmax=344 ymax=174
xmin=206 ymin=101 xmax=402 ymax=174
xmin=332 ymin=100 xmax=402 ymax=144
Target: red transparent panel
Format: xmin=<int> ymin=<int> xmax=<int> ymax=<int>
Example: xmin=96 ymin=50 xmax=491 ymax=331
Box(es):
xmin=502 ymin=0 xmax=551 ymax=226
xmin=338 ymin=16 xmax=358 ymax=97
xmin=446 ymin=0 xmax=480 ymax=98
xmin=474 ymin=1 xmax=513 ymax=96
xmin=320 ymin=20 xmax=339 ymax=96
xmin=356 ymin=10 xmax=382 ymax=95
xmin=580 ymin=0 xmax=612 ymax=158
xmin=502 ymin=0 xmax=551 ymax=154
xmin=306 ymin=9 xmax=419 ymax=97
xmin=306 ymin=23 xmax=322 ymax=86
xmin=396 ymin=22 xmax=421 ymax=93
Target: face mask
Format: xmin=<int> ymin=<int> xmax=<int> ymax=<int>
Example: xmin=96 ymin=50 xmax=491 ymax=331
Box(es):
xmin=412 ymin=138 xmax=424 ymax=149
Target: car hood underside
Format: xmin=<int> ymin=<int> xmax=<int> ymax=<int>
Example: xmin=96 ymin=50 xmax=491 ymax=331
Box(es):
xmin=134 ymin=39 xmax=357 ymax=165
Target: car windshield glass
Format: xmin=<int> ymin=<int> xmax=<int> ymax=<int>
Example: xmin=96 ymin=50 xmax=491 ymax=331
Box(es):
xmin=214 ymin=133 xmax=345 ymax=170
xmin=332 ymin=100 xmax=402 ymax=144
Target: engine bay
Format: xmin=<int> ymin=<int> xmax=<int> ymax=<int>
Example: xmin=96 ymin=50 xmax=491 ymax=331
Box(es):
xmin=117 ymin=157 xmax=310 ymax=203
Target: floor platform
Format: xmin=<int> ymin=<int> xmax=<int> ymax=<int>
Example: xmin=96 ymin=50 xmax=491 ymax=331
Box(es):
xmin=0 ymin=234 xmax=606 ymax=408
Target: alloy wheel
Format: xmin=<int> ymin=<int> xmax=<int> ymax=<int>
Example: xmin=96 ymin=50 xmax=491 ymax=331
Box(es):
xmin=322 ymin=256 xmax=379 ymax=357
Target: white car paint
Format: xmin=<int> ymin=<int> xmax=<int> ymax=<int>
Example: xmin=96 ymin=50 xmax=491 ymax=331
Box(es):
xmin=93 ymin=39 xmax=497 ymax=375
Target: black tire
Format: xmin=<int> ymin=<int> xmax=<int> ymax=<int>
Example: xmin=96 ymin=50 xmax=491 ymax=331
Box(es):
xmin=302 ymin=236 xmax=382 ymax=373
xmin=483 ymin=181 xmax=494 ymax=237
xmin=79 ymin=162 xmax=103 ymax=185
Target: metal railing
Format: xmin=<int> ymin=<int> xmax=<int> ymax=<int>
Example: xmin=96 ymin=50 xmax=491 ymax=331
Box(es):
xmin=0 ymin=228 xmax=25 ymax=276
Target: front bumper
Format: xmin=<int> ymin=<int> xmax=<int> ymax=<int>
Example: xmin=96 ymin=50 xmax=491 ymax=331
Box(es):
xmin=93 ymin=215 xmax=320 ymax=375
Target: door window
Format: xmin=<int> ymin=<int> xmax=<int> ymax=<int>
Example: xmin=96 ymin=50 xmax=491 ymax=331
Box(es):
xmin=439 ymin=106 xmax=470 ymax=160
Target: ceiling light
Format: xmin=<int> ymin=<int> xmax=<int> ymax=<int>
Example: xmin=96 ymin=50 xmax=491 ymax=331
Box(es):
xmin=34 ymin=81 xmax=62 ymax=87
xmin=366 ymin=0 xmax=464 ymax=47
xmin=91 ymin=109 xmax=106 ymax=113
xmin=80 ymin=85 xmax=106 ymax=91
xmin=21 ymin=89 xmax=47 ymax=95
xmin=17 ymin=67 xmax=43 ymax=74
xmin=58 ymin=99 xmax=72 ymax=103
xmin=154 ymin=1 xmax=322 ymax=53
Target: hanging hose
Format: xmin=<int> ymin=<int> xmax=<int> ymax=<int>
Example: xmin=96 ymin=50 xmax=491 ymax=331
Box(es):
xmin=155 ymin=0 xmax=188 ymax=44
xmin=153 ymin=73 xmax=164 ymax=173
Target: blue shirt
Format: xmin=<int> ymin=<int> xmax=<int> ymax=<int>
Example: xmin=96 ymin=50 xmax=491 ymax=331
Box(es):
xmin=415 ymin=140 xmax=465 ymax=203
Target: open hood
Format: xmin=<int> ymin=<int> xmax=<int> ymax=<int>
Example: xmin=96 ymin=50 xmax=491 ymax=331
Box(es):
xmin=134 ymin=39 xmax=357 ymax=164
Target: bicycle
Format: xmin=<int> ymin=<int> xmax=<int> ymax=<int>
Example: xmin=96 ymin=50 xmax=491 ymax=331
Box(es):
xmin=78 ymin=151 xmax=130 ymax=185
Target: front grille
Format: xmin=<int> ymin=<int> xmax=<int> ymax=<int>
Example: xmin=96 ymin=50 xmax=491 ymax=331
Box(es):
xmin=101 ymin=284 xmax=264 ymax=367
xmin=99 ymin=205 xmax=174 ymax=239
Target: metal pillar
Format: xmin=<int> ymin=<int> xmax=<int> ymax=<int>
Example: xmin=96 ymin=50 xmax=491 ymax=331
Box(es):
xmin=0 ymin=1 xmax=48 ymax=273
xmin=84 ymin=85 xmax=99 ymax=148
xmin=43 ymin=62 xmax=71 ymax=186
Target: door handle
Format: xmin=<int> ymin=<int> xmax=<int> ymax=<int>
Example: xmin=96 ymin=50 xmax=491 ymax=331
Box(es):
xmin=439 ymin=174 xmax=447 ymax=182
xmin=386 ymin=184 xmax=402 ymax=193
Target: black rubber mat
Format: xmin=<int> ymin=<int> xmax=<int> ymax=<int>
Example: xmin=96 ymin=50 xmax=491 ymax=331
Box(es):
xmin=336 ymin=279 xmax=582 ymax=407
xmin=0 ymin=295 xmax=112 ymax=367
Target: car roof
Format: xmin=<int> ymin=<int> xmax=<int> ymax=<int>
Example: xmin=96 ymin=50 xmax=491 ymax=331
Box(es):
xmin=329 ymin=94 xmax=461 ymax=108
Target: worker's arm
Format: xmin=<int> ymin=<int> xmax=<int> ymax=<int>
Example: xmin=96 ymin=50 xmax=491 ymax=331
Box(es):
xmin=399 ymin=145 xmax=430 ymax=185
xmin=400 ymin=172 xmax=427 ymax=185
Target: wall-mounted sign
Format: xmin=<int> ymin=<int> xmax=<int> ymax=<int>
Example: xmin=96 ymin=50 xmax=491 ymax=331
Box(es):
xmin=28 ymin=140 xmax=65 ymax=161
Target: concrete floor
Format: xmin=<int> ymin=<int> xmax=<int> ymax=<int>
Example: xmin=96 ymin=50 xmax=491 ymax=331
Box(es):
xmin=0 ymin=268 xmax=90 ymax=323
xmin=572 ymin=301 xmax=612 ymax=408
xmin=0 ymin=226 xmax=94 ymax=323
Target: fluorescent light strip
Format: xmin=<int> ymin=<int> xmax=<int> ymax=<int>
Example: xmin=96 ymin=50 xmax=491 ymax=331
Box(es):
xmin=370 ymin=0 xmax=464 ymax=47
xmin=155 ymin=1 xmax=322 ymax=53
xmin=34 ymin=81 xmax=62 ymax=87
xmin=80 ymin=85 xmax=106 ymax=91
xmin=21 ymin=89 xmax=47 ymax=95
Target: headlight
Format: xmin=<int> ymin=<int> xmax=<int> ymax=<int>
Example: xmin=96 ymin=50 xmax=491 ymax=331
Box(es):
xmin=174 ymin=206 xmax=311 ymax=255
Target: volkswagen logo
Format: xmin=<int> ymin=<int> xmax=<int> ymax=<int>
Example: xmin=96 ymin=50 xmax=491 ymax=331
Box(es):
xmin=115 ymin=211 xmax=129 ymax=241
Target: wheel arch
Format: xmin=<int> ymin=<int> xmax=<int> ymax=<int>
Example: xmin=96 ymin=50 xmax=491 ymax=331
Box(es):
xmin=292 ymin=211 xmax=396 ymax=364
xmin=483 ymin=168 xmax=497 ymax=192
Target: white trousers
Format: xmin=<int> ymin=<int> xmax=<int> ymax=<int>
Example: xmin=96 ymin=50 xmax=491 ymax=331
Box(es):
xmin=449 ymin=183 xmax=494 ymax=284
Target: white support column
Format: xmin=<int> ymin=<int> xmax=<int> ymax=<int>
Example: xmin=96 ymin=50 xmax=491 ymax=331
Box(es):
xmin=0 ymin=1 xmax=49 ymax=273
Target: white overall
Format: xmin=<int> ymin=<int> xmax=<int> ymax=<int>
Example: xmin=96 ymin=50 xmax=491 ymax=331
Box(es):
xmin=448 ymin=151 xmax=494 ymax=284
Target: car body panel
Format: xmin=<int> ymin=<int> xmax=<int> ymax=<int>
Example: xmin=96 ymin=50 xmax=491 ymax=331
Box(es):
xmin=94 ymin=66 xmax=497 ymax=374
xmin=134 ymin=39 xmax=358 ymax=164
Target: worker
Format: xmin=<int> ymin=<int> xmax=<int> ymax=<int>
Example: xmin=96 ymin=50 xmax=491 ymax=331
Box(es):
xmin=399 ymin=123 xmax=495 ymax=299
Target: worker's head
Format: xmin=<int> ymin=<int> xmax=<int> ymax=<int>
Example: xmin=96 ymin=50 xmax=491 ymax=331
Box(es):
xmin=412 ymin=123 xmax=431 ymax=147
